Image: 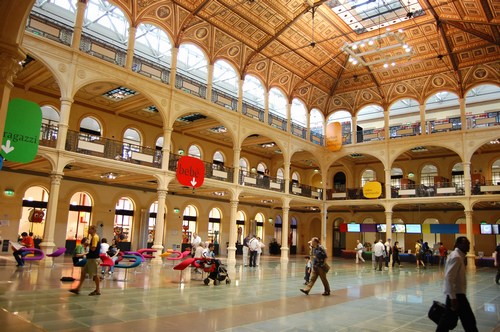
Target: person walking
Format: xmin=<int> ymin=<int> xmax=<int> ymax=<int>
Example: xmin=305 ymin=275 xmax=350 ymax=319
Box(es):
xmin=439 ymin=242 xmax=448 ymax=268
xmin=384 ymin=238 xmax=392 ymax=269
xmin=248 ymin=235 xmax=259 ymax=267
xmin=242 ymin=234 xmax=250 ymax=267
xmin=300 ymin=237 xmax=330 ymax=296
xmin=70 ymin=225 xmax=101 ymax=296
xmin=373 ymin=239 xmax=385 ymax=271
xmin=495 ymin=242 xmax=500 ymax=284
xmin=416 ymin=240 xmax=426 ymax=269
xmin=355 ymin=240 xmax=365 ymax=263
xmin=392 ymin=241 xmax=402 ymax=267
xmin=436 ymin=236 xmax=478 ymax=332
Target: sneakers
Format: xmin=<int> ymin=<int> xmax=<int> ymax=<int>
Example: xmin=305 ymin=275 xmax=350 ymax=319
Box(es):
xmin=69 ymin=289 xmax=80 ymax=295
xmin=300 ymin=289 xmax=309 ymax=295
xmin=88 ymin=290 xmax=101 ymax=296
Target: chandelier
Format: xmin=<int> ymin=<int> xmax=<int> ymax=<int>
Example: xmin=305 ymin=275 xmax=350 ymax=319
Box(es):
xmin=342 ymin=29 xmax=413 ymax=68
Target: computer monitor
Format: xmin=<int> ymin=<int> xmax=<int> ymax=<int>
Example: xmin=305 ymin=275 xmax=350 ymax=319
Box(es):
xmin=406 ymin=224 xmax=422 ymax=234
xmin=480 ymin=224 xmax=492 ymax=235
xmin=393 ymin=224 xmax=406 ymax=233
xmin=376 ymin=224 xmax=386 ymax=232
xmin=347 ymin=223 xmax=361 ymax=232
xmin=492 ymin=224 xmax=499 ymax=235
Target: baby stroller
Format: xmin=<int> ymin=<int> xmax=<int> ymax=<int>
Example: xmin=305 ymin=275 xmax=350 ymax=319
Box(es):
xmin=202 ymin=259 xmax=231 ymax=286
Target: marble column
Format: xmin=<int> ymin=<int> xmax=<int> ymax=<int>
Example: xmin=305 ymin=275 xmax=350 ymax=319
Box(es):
xmin=151 ymin=189 xmax=167 ymax=264
xmin=280 ymin=202 xmax=290 ymax=262
xmin=40 ymin=173 xmax=63 ymax=265
xmin=125 ymin=26 xmax=137 ymax=70
xmin=227 ymin=200 xmax=239 ymax=264
xmin=71 ymin=0 xmax=88 ymax=50
xmin=464 ymin=210 xmax=476 ymax=270
xmin=56 ymin=98 xmax=72 ymax=150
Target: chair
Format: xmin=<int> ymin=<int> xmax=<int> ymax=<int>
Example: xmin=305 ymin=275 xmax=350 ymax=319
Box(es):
xmin=21 ymin=248 xmax=45 ymax=271
xmin=114 ymin=254 xmax=143 ymax=281
xmin=138 ymin=248 xmax=156 ymax=267
xmin=99 ymin=253 xmax=115 ymax=277
xmin=46 ymin=247 xmax=66 ymax=267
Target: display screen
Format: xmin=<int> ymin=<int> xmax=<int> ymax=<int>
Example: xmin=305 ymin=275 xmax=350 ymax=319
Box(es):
xmin=376 ymin=224 xmax=386 ymax=232
xmin=347 ymin=223 xmax=361 ymax=232
xmin=493 ymin=224 xmax=499 ymax=235
xmin=393 ymin=224 xmax=406 ymax=233
xmin=480 ymin=224 xmax=492 ymax=235
xmin=406 ymin=224 xmax=422 ymax=234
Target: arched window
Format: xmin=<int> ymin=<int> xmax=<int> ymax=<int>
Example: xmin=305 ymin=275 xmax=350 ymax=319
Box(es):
xmin=361 ymin=169 xmax=376 ymax=186
xmin=426 ymin=91 xmax=461 ymax=133
xmin=182 ymin=205 xmax=198 ymax=244
xmin=327 ymin=110 xmax=352 ymax=144
xmin=492 ymin=159 xmax=500 ymax=185
xmin=237 ymin=210 xmax=246 ymax=244
xmin=291 ymin=171 xmax=300 ymax=185
xmin=154 ymin=136 xmax=164 ymax=165
xmin=291 ymin=98 xmax=307 ymax=127
xmin=66 ymin=192 xmax=93 ymax=241
xmin=84 ymin=0 xmax=129 ymax=48
xmin=135 ymin=23 xmax=172 ymax=67
xmin=239 ymin=158 xmax=249 ymax=172
xmin=310 ymin=108 xmax=324 ymax=145
xmin=147 ymin=201 xmax=158 ymax=245
xmin=242 ymin=75 xmax=265 ymax=109
xmin=122 ymin=128 xmax=141 ymax=159
xmin=213 ymin=60 xmax=238 ymax=97
xmin=421 ymin=164 xmax=438 ymax=186
xmin=254 ymin=212 xmax=265 ymax=239
xmin=188 ymin=144 xmax=202 ymax=159
xmin=274 ymin=215 xmax=282 ymax=244
xmin=257 ymin=162 xmax=267 ymax=175
xmin=41 ymin=105 xmax=60 ymax=142
xmin=451 ymin=163 xmax=464 ymax=193
xmin=269 ymin=87 xmax=287 ymax=118
xmin=213 ymin=151 xmax=224 ymax=169
xmin=177 ymin=44 xmax=208 ymax=83
xmin=391 ymin=167 xmax=403 ymax=188
xmin=277 ymin=168 xmax=284 ymax=180
xmin=114 ymin=197 xmax=134 ymax=243
xmin=388 ymin=98 xmax=420 ymax=137
xmin=208 ymin=207 xmax=222 ymax=243
xmin=357 ymin=105 xmax=384 ymax=140
xmin=465 ymin=84 xmax=500 ymax=129
xmin=80 ymin=116 xmax=102 ymax=138
xmin=20 ymin=186 xmax=49 ymax=238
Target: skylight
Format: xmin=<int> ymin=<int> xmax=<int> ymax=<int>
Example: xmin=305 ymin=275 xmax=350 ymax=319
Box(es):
xmin=327 ymin=0 xmax=424 ymax=34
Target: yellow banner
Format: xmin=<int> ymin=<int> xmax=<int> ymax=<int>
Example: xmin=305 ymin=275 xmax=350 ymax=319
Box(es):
xmin=363 ymin=181 xmax=382 ymax=198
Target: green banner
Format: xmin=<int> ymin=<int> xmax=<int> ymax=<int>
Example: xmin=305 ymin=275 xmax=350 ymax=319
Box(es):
xmin=1 ymin=98 xmax=42 ymax=163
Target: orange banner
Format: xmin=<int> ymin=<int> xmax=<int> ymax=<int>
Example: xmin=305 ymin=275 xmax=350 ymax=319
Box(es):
xmin=325 ymin=122 xmax=342 ymax=151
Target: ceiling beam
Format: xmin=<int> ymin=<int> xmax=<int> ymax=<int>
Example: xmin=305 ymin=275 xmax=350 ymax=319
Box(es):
xmin=441 ymin=19 xmax=497 ymax=45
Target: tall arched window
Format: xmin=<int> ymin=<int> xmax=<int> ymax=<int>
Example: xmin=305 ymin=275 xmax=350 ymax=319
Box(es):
xmin=84 ymin=0 xmax=129 ymax=50
xmin=426 ymin=91 xmax=461 ymax=133
xmin=388 ymin=98 xmax=420 ymax=137
xmin=213 ymin=60 xmax=238 ymax=97
xmin=310 ymin=108 xmax=324 ymax=145
xmin=254 ymin=212 xmax=265 ymax=240
xmin=361 ymin=169 xmax=376 ymax=186
xmin=182 ymin=205 xmax=198 ymax=244
xmin=327 ymin=110 xmax=352 ymax=144
xmin=123 ymin=128 xmax=141 ymax=160
xmin=213 ymin=151 xmax=224 ymax=169
xmin=177 ymin=44 xmax=208 ymax=83
xmin=291 ymin=98 xmax=307 ymax=127
xmin=41 ymin=105 xmax=60 ymax=142
xmin=274 ymin=215 xmax=282 ymax=244
xmin=391 ymin=167 xmax=403 ymax=188
xmin=357 ymin=105 xmax=384 ymax=141
xmin=492 ymin=159 xmax=500 ymax=185
xmin=20 ymin=186 xmax=49 ymax=238
xmin=269 ymin=88 xmax=287 ymax=117
xmin=188 ymin=144 xmax=202 ymax=159
xmin=147 ymin=201 xmax=158 ymax=246
xmin=208 ymin=207 xmax=222 ymax=244
xmin=237 ymin=210 xmax=246 ymax=244
xmin=421 ymin=164 xmax=438 ymax=186
xmin=465 ymin=84 xmax=500 ymax=129
xmin=80 ymin=116 xmax=102 ymax=138
xmin=277 ymin=168 xmax=284 ymax=180
xmin=135 ymin=23 xmax=172 ymax=67
xmin=239 ymin=158 xmax=249 ymax=172
xmin=291 ymin=171 xmax=300 ymax=185
xmin=242 ymin=75 xmax=265 ymax=109
xmin=451 ymin=163 xmax=464 ymax=193
xmin=66 ymin=192 xmax=93 ymax=241
xmin=114 ymin=197 xmax=134 ymax=244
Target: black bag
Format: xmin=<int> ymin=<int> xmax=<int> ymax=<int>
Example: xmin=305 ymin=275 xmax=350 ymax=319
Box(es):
xmin=60 ymin=276 xmax=75 ymax=282
xmin=428 ymin=300 xmax=458 ymax=329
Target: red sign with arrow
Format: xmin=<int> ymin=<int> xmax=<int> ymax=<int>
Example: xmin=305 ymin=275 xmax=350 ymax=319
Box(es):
xmin=176 ymin=156 xmax=205 ymax=188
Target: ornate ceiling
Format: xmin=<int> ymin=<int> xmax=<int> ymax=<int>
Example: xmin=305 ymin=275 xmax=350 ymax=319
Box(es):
xmin=109 ymin=0 xmax=500 ymax=115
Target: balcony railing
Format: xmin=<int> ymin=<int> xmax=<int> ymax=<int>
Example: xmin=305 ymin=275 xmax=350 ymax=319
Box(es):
xmin=242 ymin=102 xmax=264 ymax=122
xmin=239 ymin=170 xmax=284 ymax=192
xmin=65 ymin=130 xmax=161 ymax=168
xmin=212 ymin=88 xmax=238 ymax=111
xmin=26 ymin=11 xmax=73 ymax=46
xmin=268 ymin=113 xmax=287 ymax=131
xmin=472 ymin=180 xmax=500 ymax=195
xmin=39 ymin=123 xmax=59 ymax=148
xmin=168 ymin=154 xmax=234 ymax=183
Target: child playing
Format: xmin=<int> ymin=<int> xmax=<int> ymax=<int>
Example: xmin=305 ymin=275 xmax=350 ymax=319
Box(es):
xmin=304 ymin=256 xmax=311 ymax=285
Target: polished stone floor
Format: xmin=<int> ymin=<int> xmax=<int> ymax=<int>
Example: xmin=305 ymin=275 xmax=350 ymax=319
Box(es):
xmin=0 ymin=253 xmax=498 ymax=332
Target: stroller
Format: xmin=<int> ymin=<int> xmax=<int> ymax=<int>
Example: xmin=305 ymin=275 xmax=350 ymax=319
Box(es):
xmin=202 ymin=259 xmax=231 ymax=286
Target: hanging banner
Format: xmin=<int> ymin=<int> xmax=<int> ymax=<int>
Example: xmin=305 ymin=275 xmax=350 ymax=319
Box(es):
xmin=325 ymin=122 xmax=342 ymax=151
xmin=176 ymin=156 xmax=205 ymax=188
xmin=363 ymin=181 xmax=382 ymax=198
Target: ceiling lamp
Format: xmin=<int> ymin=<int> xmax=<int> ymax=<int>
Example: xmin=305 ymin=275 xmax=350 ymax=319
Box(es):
xmin=100 ymin=172 xmax=118 ymax=180
xmin=342 ymin=30 xmax=413 ymax=67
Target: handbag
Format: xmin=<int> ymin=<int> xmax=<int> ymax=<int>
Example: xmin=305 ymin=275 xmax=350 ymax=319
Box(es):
xmin=322 ymin=262 xmax=330 ymax=273
xmin=428 ymin=300 xmax=458 ymax=329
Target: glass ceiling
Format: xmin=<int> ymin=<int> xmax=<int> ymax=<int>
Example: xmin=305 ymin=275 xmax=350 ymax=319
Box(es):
xmin=327 ymin=0 xmax=424 ymax=34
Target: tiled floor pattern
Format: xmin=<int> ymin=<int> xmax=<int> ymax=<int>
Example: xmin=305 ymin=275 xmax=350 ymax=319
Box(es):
xmin=0 ymin=254 xmax=498 ymax=331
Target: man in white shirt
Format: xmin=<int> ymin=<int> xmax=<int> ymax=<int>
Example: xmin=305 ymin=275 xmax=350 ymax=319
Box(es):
xmin=248 ymin=235 xmax=258 ymax=267
xmin=436 ymin=236 xmax=478 ymax=332
xmin=355 ymin=240 xmax=365 ymax=263
xmin=191 ymin=233 xmax=202 ymax=256
xmin=373 ymin=239 xmax=385 ymax=271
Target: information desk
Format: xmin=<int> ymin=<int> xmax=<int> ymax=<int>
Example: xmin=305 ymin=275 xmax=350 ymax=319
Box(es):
xmin=341 ymin=250 xmax=441 ymax=264
xmin=475 ymin=257 xmax=494 ymax=267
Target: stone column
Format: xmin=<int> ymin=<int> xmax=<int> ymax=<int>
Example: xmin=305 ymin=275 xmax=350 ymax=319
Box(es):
xmin=306 ymin=110 xmax=311 ymax=142
xmin=352 ymin=116 xmax=357 ymax=144
xmin=320 ymin=203 xmax=327 ymax=246
xmin=71 ymin=0 xmax=88 ymax=50
xmin=459 ymin=97 xmax=466 ymax=130
xmin=233 ymin=148 xmax=241 ymax=185
xmin=125 ymin=26 xmax=137 ymax=70
xmin=227 ymin=200 xmax=239 ymax=264
xmin=385 ymin=210 xmax=393 ymax=241
xmin=237 ymin=79 xmax=243 ymax=113
xmin=263 ymin=90 xmax=269 ymax=124
xmin=385 ymin=168 xmax=391 ymax=200
xmin=161 ymin=127 xmax=173 ymax=170
xmin=419 ymin=104 xmax=426 ymax=135
xmin=0 ymin=48 xmax=24 ymax=146
xmin=463 ymin=162 xmax=471 ymax=196
xmin=206 ymin=63 xmax=214 ymax=101
xmin=40 ymin=173 xmax=64 ymax=265
xmin=56 ymin=98 xmax=73 ymax=150
xmin=170 ymin=47 xmax=179 ymax=86
xmin=286 ymin=102 xmax=292 ymax=133
xmin=384 ymin=109 xmax=389 ymax=140
xmin=464 ymin=210 xmax=476 ymax=270
xmin=284 ymin=161 xmax=290 ymax=194
xmin=151 ymin=189 xmax=167 ymax=264
xmin=280 ymin=201 xmax=290 ymax=262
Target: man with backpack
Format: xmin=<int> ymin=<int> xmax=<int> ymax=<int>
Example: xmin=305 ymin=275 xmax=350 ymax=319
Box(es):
xmin=300 ymin=237 xmax=330 ymax=296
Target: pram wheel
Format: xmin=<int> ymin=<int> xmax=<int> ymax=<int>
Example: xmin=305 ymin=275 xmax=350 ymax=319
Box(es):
xmin=203 ymin=278 xmax=210 ymax=285
xmin=214 ymin=279 xmax=220 ymax=286
xmin=226 ymin=278 xmax=231 ymax=284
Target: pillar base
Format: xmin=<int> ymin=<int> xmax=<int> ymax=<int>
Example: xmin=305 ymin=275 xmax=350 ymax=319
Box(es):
xmin=226 ymin=247 xmax=236 ymax=264
xmin=39 ymin=242 xmax=56 ymax=267
xmin=280 ymin=246 xmax=289 ymax=262
xmin=466 ymin=254 xmax=476 ymax=271
xmin=151 ymin=244 xmax=164 ymax=265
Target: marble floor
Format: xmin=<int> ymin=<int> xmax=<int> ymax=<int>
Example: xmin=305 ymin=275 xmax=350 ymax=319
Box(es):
xmin=0 ymin=253 xmax=498 ymax=332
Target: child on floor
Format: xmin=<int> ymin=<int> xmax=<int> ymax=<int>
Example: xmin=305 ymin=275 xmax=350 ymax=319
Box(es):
xmin=304 ymin=256 xmax=312 ymax=285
